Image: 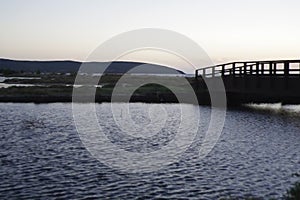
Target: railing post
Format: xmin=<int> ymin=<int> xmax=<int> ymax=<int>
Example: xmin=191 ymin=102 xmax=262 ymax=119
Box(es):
xmin=212 ymin=67 xmax=215 ymax=77
xmin=250 ymin=65 xmax=253 ymax=75
xmin=256 ymin=62 xmax=260 ymax=75
xmin=203 ymin=68 xmax=206 ymax=78
xmin=243 ymin=63 xmax=247 ymax=75
xmin=232 ymin=63 xmax=236 ymax=76
xmin=256 ymin=62 xmax=260 ymax=88
xmin=273 ymin=63 xmax=277 ymax=75
xmin=221 ymin=65 xmax=225 ymax=76
xmin=284 ymin=62 xmax=289 ymax=76
xmin=269 ymin=62 xmax=273 ymax=75
xmin=261 ymin=63 xmax=264 ymax=75
xmin=269 ymin=62 xmax=274 ymax=89
xmin=284 ymin=62 xmax=289 ymax=89
xmin=243 ymin=63 xmax=248 ymax=89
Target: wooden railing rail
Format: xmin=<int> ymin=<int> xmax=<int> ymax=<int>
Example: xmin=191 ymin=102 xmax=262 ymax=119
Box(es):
xmin=195 ymin=60 xmax=300 ymax=78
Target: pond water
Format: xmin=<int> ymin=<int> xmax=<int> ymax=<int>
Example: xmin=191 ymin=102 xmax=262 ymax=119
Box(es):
xmin=0 ymin=103 xmax=299 ymax=199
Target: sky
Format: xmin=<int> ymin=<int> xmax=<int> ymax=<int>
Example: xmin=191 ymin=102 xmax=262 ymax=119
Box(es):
xmin=1 ymin=0 xmax=300 ymax=71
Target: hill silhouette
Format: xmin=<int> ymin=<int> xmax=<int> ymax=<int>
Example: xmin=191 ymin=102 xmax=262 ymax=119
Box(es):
xmin=0 ymin=58 xmax=184 ymax=74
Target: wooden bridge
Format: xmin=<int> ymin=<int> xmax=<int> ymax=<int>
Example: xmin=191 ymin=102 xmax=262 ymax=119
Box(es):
xmin=195 ymin=60 xmax=300 ymax=105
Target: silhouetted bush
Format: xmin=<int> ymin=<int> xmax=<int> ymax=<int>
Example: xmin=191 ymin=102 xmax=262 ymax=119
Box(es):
xmin=0 ymin=69 xmax=17 ymax=75
xmin=284 ymin=182 xmax=300 ymax=200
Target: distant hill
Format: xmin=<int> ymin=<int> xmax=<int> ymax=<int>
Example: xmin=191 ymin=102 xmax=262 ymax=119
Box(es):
xmin=0 ymin=58 xmax=184 ymax=74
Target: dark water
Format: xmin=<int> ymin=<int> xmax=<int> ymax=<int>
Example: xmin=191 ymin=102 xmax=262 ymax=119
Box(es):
xmin=0 ymin=103 xmax=299 ymax=199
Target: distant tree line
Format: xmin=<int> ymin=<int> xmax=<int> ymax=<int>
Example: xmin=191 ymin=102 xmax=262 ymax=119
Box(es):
xmin=0 ymin=69 xmax=18 ymax=75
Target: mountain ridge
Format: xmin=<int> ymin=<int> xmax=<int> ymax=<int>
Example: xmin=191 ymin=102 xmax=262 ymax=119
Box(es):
xmin=0 ymin=58 xmax=185 ymax=74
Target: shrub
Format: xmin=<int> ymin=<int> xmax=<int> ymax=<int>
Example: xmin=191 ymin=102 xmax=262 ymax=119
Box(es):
xmin=284 ymin=182 xmax=300 ymax=200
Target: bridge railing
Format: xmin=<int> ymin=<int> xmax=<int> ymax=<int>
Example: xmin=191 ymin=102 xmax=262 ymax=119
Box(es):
xmin=195 ymin=60 xmax=300 ymax=78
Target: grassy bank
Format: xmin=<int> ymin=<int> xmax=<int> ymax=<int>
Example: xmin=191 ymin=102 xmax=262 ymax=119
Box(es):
xmin=0 ymin=73 xmax=204 ymax=104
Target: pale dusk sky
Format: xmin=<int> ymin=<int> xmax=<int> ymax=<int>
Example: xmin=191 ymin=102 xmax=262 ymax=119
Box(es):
xmin=1 ymin=0 xmax=300 ymax=70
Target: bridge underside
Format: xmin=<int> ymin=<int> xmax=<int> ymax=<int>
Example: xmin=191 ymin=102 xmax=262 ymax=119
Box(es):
xmin=194 ymin=75 xmax=300 ymax=106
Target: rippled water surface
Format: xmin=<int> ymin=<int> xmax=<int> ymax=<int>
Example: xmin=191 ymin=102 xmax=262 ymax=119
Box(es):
xmin=0 ymin=103 xmax=299 ymax=199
